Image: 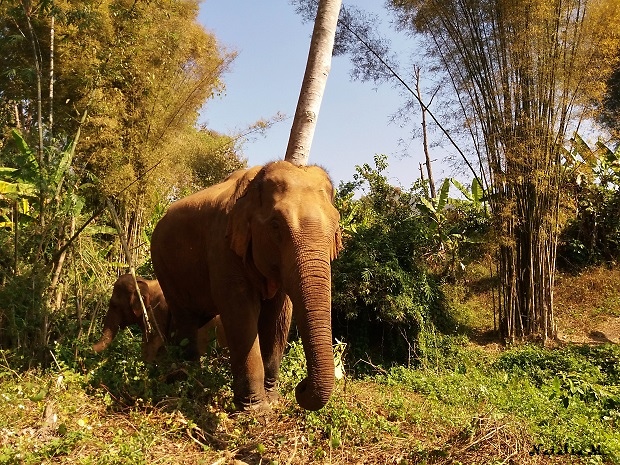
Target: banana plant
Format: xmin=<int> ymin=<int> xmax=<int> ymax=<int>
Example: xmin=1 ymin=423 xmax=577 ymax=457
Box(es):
xmin=416 ymin=177 xmax=488 ymax=276
xmin=1 ymin=129 xmax=87 ymax=277
xmin=417 ymin=176 xmax=451 ymax=224
xmin=451 ymin=177 xmax=485 ymax=210
xmin=4 ymin=129 xmax=77 ymax=223
xmin=416 ymin=178 xmax=461 ymax=272
xmin=0 ymin=163 xmax=38 ymax=230
xmin=562 ymin=133 xmax=620 ymax=189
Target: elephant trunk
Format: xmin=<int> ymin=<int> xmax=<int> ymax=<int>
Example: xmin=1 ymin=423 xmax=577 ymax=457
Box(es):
xmin=92 ymin=313 xmax=121 ymax=353
xmin=289 ymin=250 xmax=335 ymax=411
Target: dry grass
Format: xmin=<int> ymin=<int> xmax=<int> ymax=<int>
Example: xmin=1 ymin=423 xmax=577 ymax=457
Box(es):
xmin=554 ymin=266 xmax=620 ymax=344
xmin=451 ymin=262 xmax=620 ymax=346
xmin=1 ymin=366 xmax=563 ymax=465
xmin=2 ymin=265 xmax=620 ymax=464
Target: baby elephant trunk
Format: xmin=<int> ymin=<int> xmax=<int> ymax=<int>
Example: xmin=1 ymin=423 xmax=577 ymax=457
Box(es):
xmin=92 ymin=318 xmax=120 ymax=353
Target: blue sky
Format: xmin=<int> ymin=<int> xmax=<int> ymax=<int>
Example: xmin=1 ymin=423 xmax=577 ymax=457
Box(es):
xmin=196 ymin=1 xmax=449 ymax=188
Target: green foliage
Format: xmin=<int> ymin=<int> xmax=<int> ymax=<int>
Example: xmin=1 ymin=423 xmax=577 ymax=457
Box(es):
xmin=333 ymin=156 xmax=438 ymax=366
xmin=496 ymin=344 xmax=620 ymax=405
xmin=2 ymin=129 xmax=84 ymax=231
xmin=184 ymin=128 xmax=246 ymax=191
xmin=0 ymin=129 xmax=108 ymax=351
xmin=0 ymin=270 xmax=47 ymax=351
xmin=52 ymin=330 xmax=232 ymax=412
xmin=0 ymin=0 xmax=237 ymax=204
xmin=301 ymin=392 xmax=399 ymax=448
xmin=278 ymin=340 xmax=620 ymax=462
xmin=279 ymin=339 xmax=308 ymax=393
xmin=0 ymin=343 xmax=228 ymax=465
xmin=1 ymin=336 xmax=619 ymax=463
xmin=417 ymin=177 xmax=490 ymax=277
xmin=600 ymin=56 xmax=620 ymax=139
xmin=332 ymin=156 xmax=490 ymax=368
xmin=381 ymin=343 xmax=620 ymax=461
xmin=280 ymin=341 xmax=401 ymax=451
xmin=559 ymin=135 xmax=620 ymax=270
xmin=0 ymin=0 xmax=244 ymax=357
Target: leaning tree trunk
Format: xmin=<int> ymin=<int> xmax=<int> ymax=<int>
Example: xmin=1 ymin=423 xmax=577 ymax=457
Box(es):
xmin=285 ymin=0 xmax=342 ymax=166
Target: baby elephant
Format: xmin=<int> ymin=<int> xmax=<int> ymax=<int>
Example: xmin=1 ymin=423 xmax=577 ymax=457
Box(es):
xmin=93 ymin=274 xmax=226 ymax=361
xmin=93 ymin=273 xmax=170 ymax=362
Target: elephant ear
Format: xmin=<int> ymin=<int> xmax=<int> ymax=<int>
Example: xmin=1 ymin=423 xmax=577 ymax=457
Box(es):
xmin=332 ymin=226 xmax=343 ymax=261
xmin=131 ymin=280 xmax=150 ymax=318
xmin=226 ymin=167 xmax=265 ymax=259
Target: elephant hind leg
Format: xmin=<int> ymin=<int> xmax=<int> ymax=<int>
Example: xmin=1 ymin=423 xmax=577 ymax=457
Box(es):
xmin=195 ymin=315 xmax=227 ymax=356
xmin=163 ymin=303 xmax=203 ymax=360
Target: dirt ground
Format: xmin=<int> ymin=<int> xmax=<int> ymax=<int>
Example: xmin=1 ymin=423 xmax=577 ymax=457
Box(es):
xmin=554 ymin=266 xmax=620 ymax=344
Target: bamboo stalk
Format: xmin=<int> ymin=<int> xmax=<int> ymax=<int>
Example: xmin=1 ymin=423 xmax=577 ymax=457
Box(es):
xmin=106 ymin=199 xmax=155 ymax=338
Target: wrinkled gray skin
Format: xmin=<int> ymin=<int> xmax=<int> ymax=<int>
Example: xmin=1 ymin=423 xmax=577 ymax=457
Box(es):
xmin=92 ymin=274 xmax=170 ymax=361
xmin=151 ymin=161 xmax=342 ymax=411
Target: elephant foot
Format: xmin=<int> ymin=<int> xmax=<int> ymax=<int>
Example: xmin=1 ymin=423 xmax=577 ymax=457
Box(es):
xmin=265 ymin=389 xmax=281 ymax=405
xmin=234 ymin=399 xmax=271 ymax=414
xmin=163 ymin=368 xmax=189 ymax=383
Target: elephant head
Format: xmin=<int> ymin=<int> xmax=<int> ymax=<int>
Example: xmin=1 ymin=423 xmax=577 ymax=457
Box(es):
xmin=227 ymin=161 xmax=342 ymax=410
xmin=93 ymin=273 xmax=169 ymax=361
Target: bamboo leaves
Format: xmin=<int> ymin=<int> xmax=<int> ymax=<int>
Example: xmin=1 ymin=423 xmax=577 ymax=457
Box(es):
xmin=391 ymin=0 xmax=620 ymax=341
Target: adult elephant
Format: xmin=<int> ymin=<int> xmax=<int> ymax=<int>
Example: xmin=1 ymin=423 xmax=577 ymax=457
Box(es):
xmin=151 ymin=161 xmax=342 ymax=411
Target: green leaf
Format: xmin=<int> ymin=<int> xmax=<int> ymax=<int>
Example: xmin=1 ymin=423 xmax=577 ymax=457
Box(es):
xmin=471 ymin=178 xmax=482 ymax=204
xmin=19 ymin=198 xmax=31 ymax=215
xmin=572 ymin=133 xmax=594 ymax=163
xmin=83 ymin=225 xmax=117 ymax=236
xmin=450 ymin=179 xmax=472 ymax=201
xmin=437 ymin=178 xmax=451 ymax=211
xmin=595 ymin=140 xmax=616 ymax=163
xmin=10 ymin=130 xmax=42 ymax=186
xmin=0 ymin=180 xmax=37 ymax=197
xmin=69 ymin=194 xmax=85 ymax=216
xmin=11 ymin=129 xmax=32 ymax=157
xmin=417 ymin=197 xmax=436 ymax=215
xmin=51 ymin=145 xmax=74 ymax=192
xmin=0 ymin=167 xmax=18 ymax=178
xmin=29 ymin=386 xmax=49 ymax=402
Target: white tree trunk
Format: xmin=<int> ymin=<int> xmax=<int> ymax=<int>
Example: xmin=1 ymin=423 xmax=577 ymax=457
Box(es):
xmin=285 ymin=0 xmax=342 ymax=166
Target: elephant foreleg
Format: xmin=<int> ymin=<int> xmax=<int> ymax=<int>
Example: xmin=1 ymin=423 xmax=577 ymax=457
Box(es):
xmin=258 ymin=293 xmax=293 ymax=402
xmin=141 ymin=333 xmax=165 ymax=362
xmin=220 ymin=300 xmax=267 ymax=410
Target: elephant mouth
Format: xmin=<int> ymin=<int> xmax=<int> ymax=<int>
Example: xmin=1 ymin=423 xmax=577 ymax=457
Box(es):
xmin=263 ymin=277 xmax=280 ymax=300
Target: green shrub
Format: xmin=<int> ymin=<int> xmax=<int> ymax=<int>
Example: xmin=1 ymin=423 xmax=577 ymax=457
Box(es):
xmin=379 ymin=343 xmax=620 ymax=461
xmin=50 ymin=329 xmax=232 ymax=414
xmin=332 ymin=156 xmax=489 ymax=369
xmin=558 ymin=137 xmax=620 ymax=270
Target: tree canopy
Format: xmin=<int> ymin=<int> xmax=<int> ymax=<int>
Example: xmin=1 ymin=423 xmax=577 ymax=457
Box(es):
xmin=0 ymin=0 xmax=245 ymax=349
xmin=0 ymin=0 xmax=239 ymax=207
xmin=387 ymin=0 xmax=620 ymax=341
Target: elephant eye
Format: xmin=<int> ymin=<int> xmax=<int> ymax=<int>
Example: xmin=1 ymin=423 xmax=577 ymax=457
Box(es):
xmin=269 ymin=218 xmax=282 ymax=241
